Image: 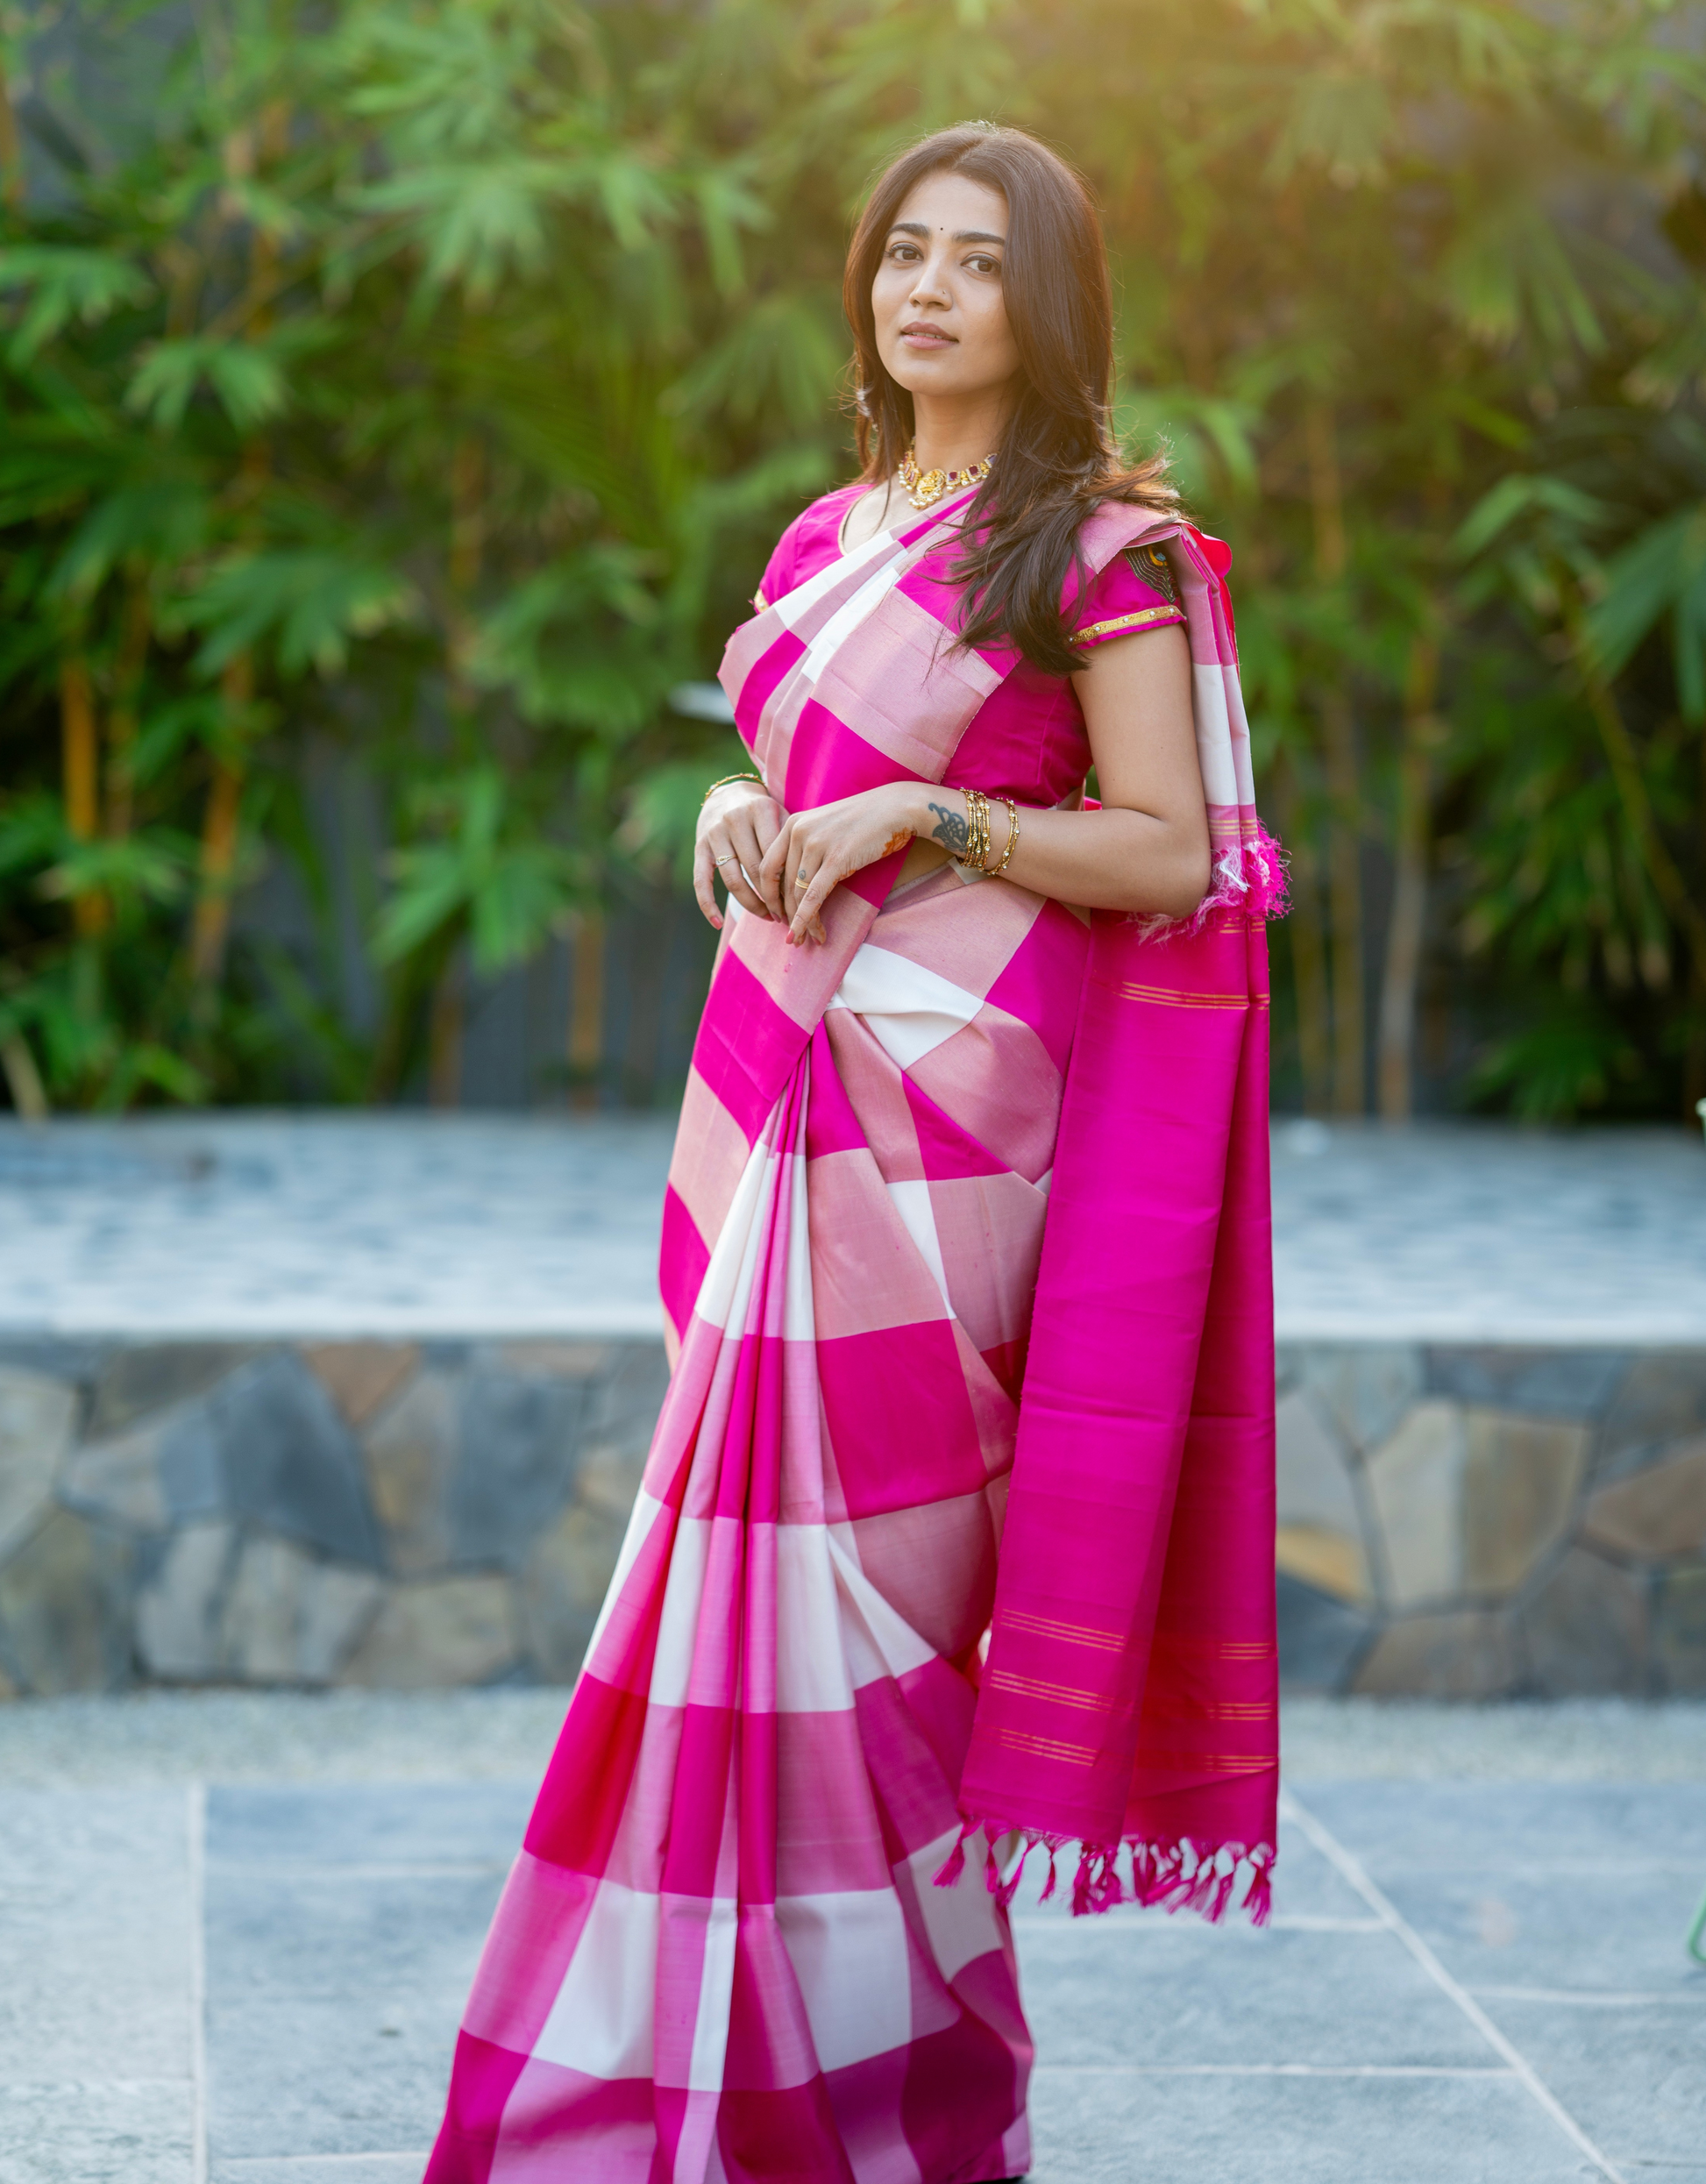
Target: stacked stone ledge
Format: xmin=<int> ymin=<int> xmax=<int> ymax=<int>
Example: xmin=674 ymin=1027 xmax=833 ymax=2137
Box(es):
xmin=1276 ymin=1343 xmax=1706 ymax=1697
xmin=2 ymin=1333 xmax=1703 ymax=1696
xmin=0 ymin=1337 xmax=666 ymax=1696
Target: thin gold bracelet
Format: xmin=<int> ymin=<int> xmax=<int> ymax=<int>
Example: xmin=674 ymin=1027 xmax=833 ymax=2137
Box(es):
xmin=989 ymin=796 xmax=1020 ymax=876
xmin=961 ymin=786 xmax=990 ymax=871
xmin=700 ymin=770 xmax=764 ymax=807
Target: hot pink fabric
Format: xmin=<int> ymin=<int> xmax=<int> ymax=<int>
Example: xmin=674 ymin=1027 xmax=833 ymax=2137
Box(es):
xmin=425 ymin=487 xmax=1280 ymax=2183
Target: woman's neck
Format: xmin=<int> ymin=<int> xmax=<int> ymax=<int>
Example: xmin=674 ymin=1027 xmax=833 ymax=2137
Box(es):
xmin=909 ymin=387 xmax=1011 ymax=478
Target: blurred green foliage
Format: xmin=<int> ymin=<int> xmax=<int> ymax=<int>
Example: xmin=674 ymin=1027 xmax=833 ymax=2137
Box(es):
xmin=0 ymin=0 xmax=1703 ymax=1118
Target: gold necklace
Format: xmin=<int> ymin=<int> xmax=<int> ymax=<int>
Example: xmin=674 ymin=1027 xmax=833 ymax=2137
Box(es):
xmin=899 ymin=445 xmax=994 ymax=511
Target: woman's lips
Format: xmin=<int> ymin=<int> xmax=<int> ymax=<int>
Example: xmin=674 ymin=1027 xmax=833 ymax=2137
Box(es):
xmin=899 ymin=324 xmax=955 ymax=348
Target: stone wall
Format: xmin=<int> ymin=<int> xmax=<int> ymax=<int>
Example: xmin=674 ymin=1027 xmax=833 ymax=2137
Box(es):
xmin=0 ymin=1338 xmax=665 ymax=1696
xmin=1276 ymin=1343 xmax=1706 ymax=1697
xmin=1 ymin=1334 xmax=1702 ymax=1697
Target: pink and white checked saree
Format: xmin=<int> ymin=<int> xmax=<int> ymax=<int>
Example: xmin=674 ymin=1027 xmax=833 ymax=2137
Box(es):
xmin=425 ymin=488 xmax=1282 ymax=2184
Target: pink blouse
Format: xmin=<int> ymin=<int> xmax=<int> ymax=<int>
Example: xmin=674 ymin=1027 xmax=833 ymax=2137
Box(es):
xmin=755 ymin=485 xmax=1184 ymax=809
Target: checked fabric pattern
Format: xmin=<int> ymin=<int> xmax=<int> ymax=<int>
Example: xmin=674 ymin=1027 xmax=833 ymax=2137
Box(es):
xmin=426 ymin=485 xmax=1282 ymax=2180
xmin=426 ymin=869 xmax=1079 ymax=2180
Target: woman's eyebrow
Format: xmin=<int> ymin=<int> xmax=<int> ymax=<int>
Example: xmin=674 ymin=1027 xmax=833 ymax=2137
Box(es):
xmin=888 ymin=220 xmax=1006 ymax=245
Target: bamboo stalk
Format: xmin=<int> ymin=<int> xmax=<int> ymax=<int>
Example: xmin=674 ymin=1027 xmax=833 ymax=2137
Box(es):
xmin=0 ymin=1033 xmax=48 ymax=1120
xmin=60 ymin=657 xmax=98 ymax=836
xmin=1274 ymin=752 xmax=1331 ymax=1114
xmin=1567 ymin=615 xmax=1706 ymax=986
xmin=188 ymin=656 xmax=252 ymax=992
xmin=424 ymin=430 xmax=489 ymax=1107
xmin=568 ymin=910 xmax=605 ymax=1112
xmin=428 ymin=949 xmax=466 ymax=1107
xmin=1693 ymin=731 xmax=1706 ymax=1113
xmin=446 ymin=430 xmax=486 ymax=705
xmin=1565 ymin=598 xmax=1706 ymax=1122
xmin=1376 ymin=632 xmax=1440 ymax=1121
xmin=1322 ymin=693 xmax=1365 ymax=1115
xmin=1304 ymin=402 xmax=1347 ymax=584
xmin=0 ymin=53 xmax=24 ymax=211
xmin=105 ymin=580 xmax=151 ymax=843
xmin=187 ymin=107 xmax=288 ymax=1015
xmin=60 ymin=654 xmax=108 ymax=935
xmin=449 ymin=435 xmax=486 ymax=602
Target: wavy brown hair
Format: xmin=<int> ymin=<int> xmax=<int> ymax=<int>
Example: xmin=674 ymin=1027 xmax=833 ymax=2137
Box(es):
xmin=844 ymin=122 xmax=1176 ymax=677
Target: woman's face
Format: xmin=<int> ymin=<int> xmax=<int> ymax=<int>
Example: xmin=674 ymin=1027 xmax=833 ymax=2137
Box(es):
xmin=871 ymin=168 xmax=1021 ymax=415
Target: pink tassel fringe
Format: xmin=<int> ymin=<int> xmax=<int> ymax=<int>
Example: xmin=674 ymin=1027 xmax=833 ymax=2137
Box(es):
xmin=936 ymin=1823 xmax=1276 ymax=1929
xmin=934 ymin=1818 xmax=973 ymax=1889
xmin=1134 ymin=820 xmax=1290 ymax=941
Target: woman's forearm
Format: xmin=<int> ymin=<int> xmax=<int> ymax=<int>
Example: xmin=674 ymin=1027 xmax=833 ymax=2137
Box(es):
xmin=909 ymin=786 xmax=1211 ymax=921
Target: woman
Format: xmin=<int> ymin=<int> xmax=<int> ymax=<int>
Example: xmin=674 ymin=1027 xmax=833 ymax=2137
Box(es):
xmin=427 ymin=122 xmax=1282 ymax=2184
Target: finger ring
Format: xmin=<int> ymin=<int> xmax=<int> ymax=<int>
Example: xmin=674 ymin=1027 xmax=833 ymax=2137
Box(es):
xmin=714 ymin=854 xmax=737 ymax=866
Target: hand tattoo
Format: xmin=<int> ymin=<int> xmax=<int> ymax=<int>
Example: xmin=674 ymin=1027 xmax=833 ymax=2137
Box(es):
xmin=928 ymin=801 xmax=969 ymax=854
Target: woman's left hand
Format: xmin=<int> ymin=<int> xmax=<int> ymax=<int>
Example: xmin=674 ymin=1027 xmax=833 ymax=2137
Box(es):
xmin=757 ymin=783 xmax=922 ymax=945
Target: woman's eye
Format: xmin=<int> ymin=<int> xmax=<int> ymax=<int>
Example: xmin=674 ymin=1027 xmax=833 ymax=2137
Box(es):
xmin=887 ymin=244 xmax=920 ymax=263
xmin=967 ymin=255 xmax=999 ymax=275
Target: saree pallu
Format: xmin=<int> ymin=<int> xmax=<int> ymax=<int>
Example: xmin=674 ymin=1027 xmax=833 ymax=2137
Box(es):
xmin=426 ymin=492 xmax=1281 ymax=2184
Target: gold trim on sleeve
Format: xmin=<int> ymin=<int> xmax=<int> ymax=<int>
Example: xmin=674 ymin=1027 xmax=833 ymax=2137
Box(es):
xmin=1070 ymin=603 xmax=1186 ymax=646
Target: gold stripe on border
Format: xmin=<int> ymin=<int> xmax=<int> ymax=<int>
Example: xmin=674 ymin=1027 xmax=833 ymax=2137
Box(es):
xmin=988 ymin=1725 xmax=1099 ymax=1768
xmin=1155 ymin=1641 xmax=1277 ymax=1662
xmin=1070 ymin=603 xmax=1186 ymax=646
xmin=1152 ymin=1701 xmax=1276 ymax=1723
xmin=1140 ymin=1752 xmax=1276 ymax=1776
xmin=1119 ymin=982 xmax=1269 ymax=1011
xmin=988 ymin=1670 xmax=1117 ymax=1714
xmin=1003 ymin=1610 xmax=1127 ymax=1654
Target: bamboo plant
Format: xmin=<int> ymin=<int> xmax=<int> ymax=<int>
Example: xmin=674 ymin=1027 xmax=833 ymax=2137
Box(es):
xmin=0 ymin=0 xmax=1700 ymax=1121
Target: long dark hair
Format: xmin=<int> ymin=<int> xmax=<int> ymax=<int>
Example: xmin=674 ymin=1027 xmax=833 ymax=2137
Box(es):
xmin=843 ymin=122 xmax=1176 ymax=677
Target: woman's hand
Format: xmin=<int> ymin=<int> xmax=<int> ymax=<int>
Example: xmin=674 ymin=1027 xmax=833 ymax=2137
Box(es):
xmin=693 ymin=779 xmax=785 ymax=931
xmin=758 ymin=783 xmax=922 ymax=945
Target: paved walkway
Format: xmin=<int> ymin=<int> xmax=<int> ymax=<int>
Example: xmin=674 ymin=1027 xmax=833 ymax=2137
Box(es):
xmin=1 ymin=1114 xmax=1704 ymax=1344
xmin=4 ymin=1695 xmax=1702 ymax=2184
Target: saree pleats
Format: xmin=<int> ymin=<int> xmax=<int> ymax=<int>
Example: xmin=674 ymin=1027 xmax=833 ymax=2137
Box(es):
xmin=425 ymin=869 xmax=1085 ymax=2184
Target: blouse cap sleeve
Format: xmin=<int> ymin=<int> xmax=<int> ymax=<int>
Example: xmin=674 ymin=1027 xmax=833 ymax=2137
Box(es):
xmin=1070 ymin=539 xmax=1186 ymax=651
xmin=752 ymin=485 xmax=864 ymax=611
xmin=753 ymin=512 xmax=805 ymax=613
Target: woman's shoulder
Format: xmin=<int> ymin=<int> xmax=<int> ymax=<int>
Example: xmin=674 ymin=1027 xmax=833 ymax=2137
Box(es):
xmin=1066 ymin=505 xmax=1189 ymax=651
xmin=754 ymin=482 xmax=866 ymax=608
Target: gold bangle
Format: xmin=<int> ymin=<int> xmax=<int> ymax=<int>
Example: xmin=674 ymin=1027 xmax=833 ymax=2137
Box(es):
xmin=961 ymin=786 xmax=990 ymax=871
xmin=990 ymin=796 xmax=1020 ymax=876
xmin=701 ymin=770 xmax=764 ymax=807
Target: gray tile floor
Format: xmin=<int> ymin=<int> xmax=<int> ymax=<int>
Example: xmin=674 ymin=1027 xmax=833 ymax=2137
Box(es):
xmin=4 ymin=1699 xmax=1702 ymax=2183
